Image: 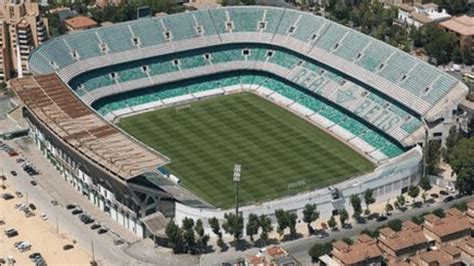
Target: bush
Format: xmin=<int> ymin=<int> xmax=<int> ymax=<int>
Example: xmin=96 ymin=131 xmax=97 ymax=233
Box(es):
xmin=387 ymin=219 xmax=403 ymax=232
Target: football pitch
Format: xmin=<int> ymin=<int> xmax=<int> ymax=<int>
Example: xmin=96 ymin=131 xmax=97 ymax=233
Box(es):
xmin=118 ymin=92 xmax=374 ymax=209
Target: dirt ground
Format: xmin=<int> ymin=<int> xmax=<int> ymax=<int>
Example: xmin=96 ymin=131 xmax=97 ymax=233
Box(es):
xmin=0 ymin=186 xmax=91 ymax=265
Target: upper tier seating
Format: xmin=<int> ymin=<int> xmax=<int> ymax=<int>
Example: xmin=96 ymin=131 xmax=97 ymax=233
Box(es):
xmin=30 ymin=7 xmax=461 ymax=117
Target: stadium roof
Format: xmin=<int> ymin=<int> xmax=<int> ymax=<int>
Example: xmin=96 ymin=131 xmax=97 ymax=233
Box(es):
xmin=10 ymin=74 xmax=169 ymax=181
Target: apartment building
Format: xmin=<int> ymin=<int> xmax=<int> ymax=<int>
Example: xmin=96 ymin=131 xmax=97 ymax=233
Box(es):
xmin=423 ymin=208 xmax=471 ymax=245
xmin=330 ymin=234 xmax=383 ymax=266
xmin=440 ymin=15 xmax=474 ymax=59
xmin=378 ymin=221 xmax=430 ymax=262
xmin=0 ymin=0 xmax=48 ymax=81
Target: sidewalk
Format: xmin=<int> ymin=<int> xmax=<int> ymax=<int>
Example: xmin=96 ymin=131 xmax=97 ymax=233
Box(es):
xmin=8 ymin=137 xmax=141 ymax=243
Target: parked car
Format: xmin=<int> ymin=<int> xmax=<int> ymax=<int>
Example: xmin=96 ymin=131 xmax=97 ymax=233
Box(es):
xmin=66 ymin=204 xmax=76 ymax=210
xmin=439 ymin=190 xmax=449 ymax=196
xmin=10 ymin=170 xmax=17 ymax=176
xmin=376 ymin=216 xmax=388 ymax=222
xmin=29 ymin=253 xmax=41 ymax=260
xmin=28 ymin=203 xmax=36 ymax=211
xmin=15 ymin=191 xmax=23 ymax=198
xmin=71 ymin=209 xmax=83 ymax=215
xmin=90 ymin=224 xmax=101 ymax=230
xmin=2 ymin=193 xmax=14 ymax=200
xmin=430 ymin=193 xmax=439 ymax=198
xmin=443 ymin=196 xmax=454 ymax=203
xmin=97 ymin=229 xmax=108 ymax=235
xmin=30 ymin=180 xmax=37 ymax=186
xmin=40 ymin=214 xmax=48 ymax=221
xmin=113 ymin=239 xmax=125 ymax=246
xmin=5 ymin=228 xmax=18 ymax=238
xmin=63 ymin=244 xmax=74 ymax=251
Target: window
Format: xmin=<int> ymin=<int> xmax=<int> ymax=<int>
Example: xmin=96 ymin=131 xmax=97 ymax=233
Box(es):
xmin=164 ymin=31 xmax=171 ymax=40
xmin=401 ymin=74 xmax=407 ymax=81
xmin=100 ymin=43 xmax=107 ymax=52
xmin=71 ymin=50 xmax=78 ymax=59
xmin=132 ymin=36 xmax=139 ymax=46
xmin=334 ymin=43 xmax=339 ymax=49
xmin=242 ymin=49 xmax=250 ymax=56
xmin=339 ymin=80 xmax=346 ymax=86
xmin=141 ymin=65 xmax=148 ymax=72
xmin=288 ymin=26 xmax=295 ymax=33
xmin=195 ymin=25 xmax=204 ymax=35
xmin=225 ymin=21 xmax=234 ymax=31
xmin=266 ymin=50 xmax=274 ymax=57
xmin=379 ymin=63 xmax=384 ymax=69
xmin=173 ymin=59 xmax=180 ymax=66
xmin=433 ymin=132 xmax=442 ymax=137
xmin=311 ymin=34 xmax=317 ymax=41
xmin=110 ymin=72 xmax=117 ymax=79
xmin=297 ymin=60 xmax=304 ymax=66
xmin=319 ymin=70 xmax=325 ymax=75
xmin=203 ymin=53 xmax=211 ymax=60
xmin=356 ymin=53 xmax=362 ymax=59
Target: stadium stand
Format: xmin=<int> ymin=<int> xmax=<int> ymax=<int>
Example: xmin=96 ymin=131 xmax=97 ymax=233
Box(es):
xmin=28 ymin=6 xmax=468 ymax=160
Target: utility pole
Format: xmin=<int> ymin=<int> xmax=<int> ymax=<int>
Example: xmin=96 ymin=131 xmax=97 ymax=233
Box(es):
xmin=233 ymin=164 xmax=241 ymax=217
xmin=56 ymin=216 xmax=59 ymax=235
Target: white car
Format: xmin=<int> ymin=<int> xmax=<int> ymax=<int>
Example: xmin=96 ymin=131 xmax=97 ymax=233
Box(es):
xmin=40 ymin=214 xmax=48 ymax=221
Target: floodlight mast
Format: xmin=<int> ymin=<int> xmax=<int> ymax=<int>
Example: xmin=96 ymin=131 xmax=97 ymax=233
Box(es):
xmin=233 ymin=164 xmax=241 ymax=216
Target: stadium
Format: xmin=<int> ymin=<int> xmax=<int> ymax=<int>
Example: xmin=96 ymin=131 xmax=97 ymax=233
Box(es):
xmin=11 ymin=6 xmax=468 ymax=238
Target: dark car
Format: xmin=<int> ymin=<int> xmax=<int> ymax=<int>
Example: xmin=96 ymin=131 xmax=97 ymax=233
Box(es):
xmin=90 ymin=224 xmax=101 ymax=230
xmin=6 ymin=230 xmax=18 ymax=238
xmin=29 ymin=253 xmax=41 ymax=259
xmin=97 ymin=229 xmax=108 ymax=235
xmin=63 ymin=244 xmax=74 ymax=251
xmin=443 ymin=196 xmax=454 ymax=203
xmin=28 ymin=203 xmax=36 ymax=211
xmin=439 ymin=190 xmax=449 ymax=196
xmin=71 ymin=209 xmax=83 ymax=215
xmin=30 ymin=180 xmax=37 ymax=186
xmin=376 ymin=216 xmax=388 ymax=222
xmin=10 ymin=170 xmax=17 ymax=176
xmin=66 ymin=204 xmax=76 ymax=210
xmin=2 ymin=193 xmax=14 ymax=200
xmin=430 ymin=193 xmax=439 ymax=198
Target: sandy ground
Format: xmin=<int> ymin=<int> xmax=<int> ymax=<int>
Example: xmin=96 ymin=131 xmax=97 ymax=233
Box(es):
xmin=0 ymin=185 xmax=91 ymax=265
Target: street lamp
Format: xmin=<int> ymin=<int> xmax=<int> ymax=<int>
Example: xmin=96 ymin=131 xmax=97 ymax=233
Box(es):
xmin=233 ymin=164 xmax=241 ymax=217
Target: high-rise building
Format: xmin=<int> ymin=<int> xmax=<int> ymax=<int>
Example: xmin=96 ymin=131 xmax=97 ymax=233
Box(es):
xmin=0 ymin=0 xmax=48 ymax=81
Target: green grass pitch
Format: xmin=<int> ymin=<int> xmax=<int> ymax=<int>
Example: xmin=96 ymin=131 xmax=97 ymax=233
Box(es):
xmin=118 ymin=92 xmax=374 ymax=209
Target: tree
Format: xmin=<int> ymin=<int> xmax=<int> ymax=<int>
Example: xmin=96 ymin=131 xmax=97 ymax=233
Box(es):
xmin=419 ymin=176 xmax=432 ymax=192
xmin=195 ymin=219 xmax=208 ymax=254
xmin=246 ymin=213 xmax=260 ymax=242
xmin=339 ymin=209 xmax=349 ymax=226
xmin=463 ymin=46 xmax=473 ymax=65
xmin=432 ymin=208 xmax=446 ymax=218
xmin=426 ymin=140 xmax=442 ymax=175
xmin=275 ymin=209 xmax=288 ymax=238
xmin=222 ymin=213 xmax=244 ymax=246
xmin=181 ymin=217 xmax=195 ymax=253
xmin=308 ymin=242 xmax=332 ymax=263
xmin=328 ymin=216 xmax=337 ymax=230
xmin=259 ymin=215 xmax=273 ymax=245
xmin=387 ymin=219 xmax=403 ymax=231
xmin=448 ymin=138 xmax=474 ymax=195
xmin=385 ymin=203 xmax=394 ymax=215
xmin=302 ymin=204 xmax=319 ymax=234
xmin=364 ymin=189 xmax=375 ymax=212
xmin=408 ymin=186 xmax=420 ymax=201
xmin=452 ymin=46 xmax=462 ymax=63
xmin=208 ymin=217 xmax=222 ymax=239
xmin=165 ymin=220 xmax=184 ymax=253
xmin=395 ymin=195 xmax=405 ymax=209
xmin=411 ymin=215 xmax=424 ymax=225
xmin=287 ymin=212 xmax=298 ymax=238
xmin=350 ymin=194 xmax=362 ymax=220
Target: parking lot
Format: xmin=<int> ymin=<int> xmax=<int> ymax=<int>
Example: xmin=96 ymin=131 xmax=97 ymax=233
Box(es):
xmin=0 ymin=186 xmax=91 ymax=265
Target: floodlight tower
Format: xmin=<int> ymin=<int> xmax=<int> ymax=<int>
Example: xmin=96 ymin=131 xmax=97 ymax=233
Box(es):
xmin=233 ymin=164 xmax=241 ymax=216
